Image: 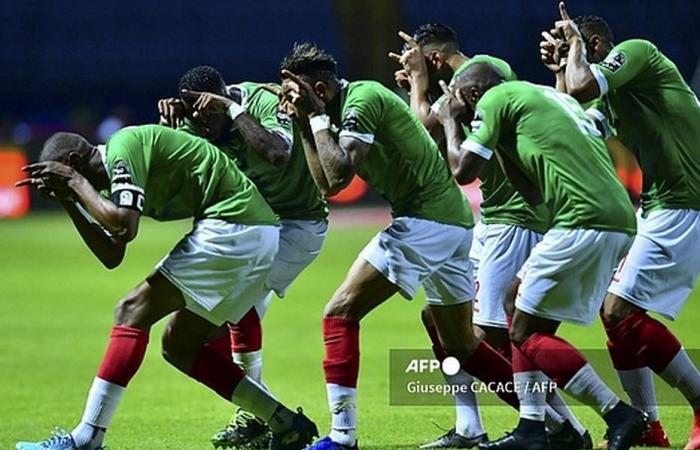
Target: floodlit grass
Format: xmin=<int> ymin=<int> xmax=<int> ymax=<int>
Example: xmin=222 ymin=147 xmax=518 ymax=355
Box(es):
xmin=1 ymin=213 xmax=698 ymax=449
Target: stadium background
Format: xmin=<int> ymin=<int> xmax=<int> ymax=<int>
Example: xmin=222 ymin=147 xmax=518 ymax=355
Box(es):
xmin=2 ymin=1 xmax=700 ymax=449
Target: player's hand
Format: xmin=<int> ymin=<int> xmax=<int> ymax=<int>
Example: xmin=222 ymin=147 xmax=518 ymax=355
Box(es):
xmin=554 ymin=2 xmax=582 ymax=43
xmin=280 ymin=69 xmax=326 ymax=117
xmin=16 ymin=161 xmax=76 ymax=200
xmin=389 ymin=31 xmax=429 ymax=93
xmin=540 ymin=30 xmax=569 ymax=73
xmin=394 ymin=69 xmax=411 ymax=92
xmin=157 ymin=98 xmax=186 ymax=128
xmin=180 ymin=90 xmax=235 ymax=119
xmin=433 ymin=80 xmax=467 ymax=124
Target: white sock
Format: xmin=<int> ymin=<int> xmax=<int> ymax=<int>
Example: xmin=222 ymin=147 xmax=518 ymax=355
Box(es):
xmin=233 ymin=349 xmax=267 ymax=390
xmin=515 ymin=371 xmax=548 ymax=422
xmin=548 ymin=390 xmax=586 ymax=436
xmin=232 ymin=376 xmax=292 ymax=433
xmin=564 ymin=363 xmax=619 ymax=416
xmin=617 ymin=367 xmax=660 ymax=421
xmin=327 ymin=383 xmax=357 ymax=446
xmin=659 ymin=348 xmax=700 ymax=409
xmin=71 ymin=377 xmax=125 ymax=449
xmin=447 ymin=370 xmax=484 ymax=438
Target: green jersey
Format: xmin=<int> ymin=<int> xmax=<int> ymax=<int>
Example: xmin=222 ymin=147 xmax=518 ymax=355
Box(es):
xmin=221 ymin=82 xmax=329 ymax=221
xmin=451 ymin=56 xmax=549 ymax=233
xmin=338 ymin=80 xmax=473 ymax=228
xmin=465 ymin=81 xmax=636 ymax=234
xmin=590 ymin=39 xmax=700 ymax=213
xmin=104 ymin=125 xmax=277 ymax=225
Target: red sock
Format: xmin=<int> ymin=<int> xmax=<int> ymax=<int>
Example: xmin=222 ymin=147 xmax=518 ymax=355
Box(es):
xmin=230 ymin=308 xmax=262 ymax=353
xmin=323 ymin=316 xmax=360 ymax=387
xmin=190 ymin=340 xmax=246 ymax=400
xmin=462 ymin=341 xmax=520 ymax=409
xmin=97 ymin=325 xmax=149 ymax=387
xmin=518 ymin=332 xmax=587 ymax=387
xmin=604 ymin=312 xmax=681 ymax=373
xmin=424 ymin=323 xmax=447 ymax=361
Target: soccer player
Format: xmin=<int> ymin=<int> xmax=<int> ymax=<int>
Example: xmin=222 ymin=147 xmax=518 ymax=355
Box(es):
xmin=435 ymin=62 xmax=647 ymax=450
xmin=390 ymin=24 xmax=589 ymax=450
xmin=547 ymin=4 xmax=700 ymax=448
xmin=14 ymin=125 xmax=317 ymax=450
xmin=274 ymin=42 xmax=519 ymax=450
xmin=158 ymin=65 xmax=329 ymax=449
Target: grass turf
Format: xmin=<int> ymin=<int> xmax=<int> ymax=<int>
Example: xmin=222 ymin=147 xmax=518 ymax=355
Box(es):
xmin=1 ymin=213 xmax=698 ymax=449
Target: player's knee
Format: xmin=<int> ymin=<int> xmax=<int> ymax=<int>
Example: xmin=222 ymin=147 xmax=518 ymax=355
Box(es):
xmin=114 ymin=292 xmax=146 ymax=326
xmin=508 ymin=324 xmax=530 ymax=348
xmin=602 ymin=293 xmax=639 ymax=326
xmin=323 ymin=288 xmax=358 ymax=319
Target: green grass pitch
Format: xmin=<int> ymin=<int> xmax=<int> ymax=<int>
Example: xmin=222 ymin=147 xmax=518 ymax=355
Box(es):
xmin=1 ymin=213 xmax=698 ymax=449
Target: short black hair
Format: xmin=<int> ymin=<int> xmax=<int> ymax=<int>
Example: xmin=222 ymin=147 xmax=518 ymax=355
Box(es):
xmin=178 ymin=65 xmax=227 ymax=96
xmin=280 ymin=43 xmax=338 ymax=81
xmin=574 ymin=15 xmax=614 ymax=42
xmin=410 ymin=23 xmax=460 ymax=53
xmin=40 ymin=132 xmax=93 ymax=163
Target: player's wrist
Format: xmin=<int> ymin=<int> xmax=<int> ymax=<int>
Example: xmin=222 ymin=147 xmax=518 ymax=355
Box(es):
xmin=309 ymin=114 xmax=330 ymax=134
xmin=226 ymin=102 xmax=246 ymax=121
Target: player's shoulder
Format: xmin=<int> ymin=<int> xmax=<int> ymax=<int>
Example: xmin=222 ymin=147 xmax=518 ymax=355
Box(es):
xmin=347 ymin=80 xmax=393 ymax=99
xmin=469 ymin=55 xmax=517 ymax=81
xmin=614 ymin=38 xmax=656 ymax=53
xmin=227 ymin=81 xmax=279 ymax=107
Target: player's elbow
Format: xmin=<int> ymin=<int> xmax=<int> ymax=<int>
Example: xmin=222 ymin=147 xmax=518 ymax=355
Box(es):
xmin=100 ymin=246 xmax=125 ymax=270
xmin=452 ymin=167 xmax=478 ymax=185
xmin=567 ymin=79 xmax=598 ymax=103
xmin=268 ymin=146 xmax=291 ymax=167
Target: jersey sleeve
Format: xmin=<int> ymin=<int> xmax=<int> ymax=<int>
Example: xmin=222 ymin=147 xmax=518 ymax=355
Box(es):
xmin=105 ymin=130 xmax=149 ymax=212
xmin=339 ymin=83 xmax=383 ymax=144
xmin=590 ymin=39 xmax=654 ymax=96
xmin=584 ymin=98 xmax=616 ymax=140
xmin=463 ymin=89 xmax=509 ymax=160
xmin=245 ymin=85 xmax=294 ymax=149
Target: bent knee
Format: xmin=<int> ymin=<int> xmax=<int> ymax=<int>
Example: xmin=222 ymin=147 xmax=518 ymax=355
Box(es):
xmin=114 ymin=292 xmax=145 ymax=325
xmin=602 ymin=293 xmax=641 ymax=326
xmin=508 ymin=326 xmax=530 ymax=348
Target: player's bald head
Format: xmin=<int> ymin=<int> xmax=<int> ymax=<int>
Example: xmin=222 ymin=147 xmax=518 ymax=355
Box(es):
xmin=453 ymin=62 xmax=505 ymax=92
xmin=40 ymin=132 xmax=94 ymax=163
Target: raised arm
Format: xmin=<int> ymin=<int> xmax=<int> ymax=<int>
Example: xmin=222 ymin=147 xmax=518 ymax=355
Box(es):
xmin=17 ymin=162 xmax=138 ymax=268
xmin=389 ymin=31 xmax=443 ymax=139
xmin=182 ymin=89 xmax=291 ymax=166
xmin=432 ymin=80 xmax=488 ymax=184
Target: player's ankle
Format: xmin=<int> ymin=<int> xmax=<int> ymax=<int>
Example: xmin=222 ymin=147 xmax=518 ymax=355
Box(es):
xmin=71 ymin=422 xmax=105 ymax=450
xmin=330 ymin=428 xmax=357 ymax=447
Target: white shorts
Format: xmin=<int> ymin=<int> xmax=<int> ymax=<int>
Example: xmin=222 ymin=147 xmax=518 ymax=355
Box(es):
xmin=608 ymin=208 xmax=700 ymax=320
xmin=360 ymin=217 xmax=475 ymax=306
xmin=516 ymin=228 xmax=633 ymax=325
xmin=251 ymin=219 xmax=327 ymax=318
xmin=470 ymin=222 xmax=544 ymax=328
xmin=157 ymin=219 xmax=279 ymax=326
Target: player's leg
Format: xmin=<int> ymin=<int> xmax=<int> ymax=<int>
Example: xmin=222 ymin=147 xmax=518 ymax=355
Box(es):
xmin=160 ymin=307 xmax=316 ymax=448
xmin=419 ymin=307 xmax=485 ymax=449
xmin=483 ymin=229 xmax=646 ymax=450
xmin=228 ymin=220 xmax=327 ymax=389
xmin=602 ymin=209 xmax=700 ymax=449
xmin=16 ymin=271 xmax=186 ymax=450
xmin=313 ymin=256 xmax=399 ymax=449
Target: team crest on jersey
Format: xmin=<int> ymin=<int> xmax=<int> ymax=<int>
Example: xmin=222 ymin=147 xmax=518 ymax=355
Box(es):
xmin=112 ymin=160 xmax=133 ymax=184
xmin=342 ymin=108 xmax=360 ymax=132
xmin=600 ymin=52 xmax=626 ymax=73
xmin=276 ymin=111 xmax=292 ymax=127
xmin=470 ymin=110 xmax=484 ymax=133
